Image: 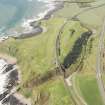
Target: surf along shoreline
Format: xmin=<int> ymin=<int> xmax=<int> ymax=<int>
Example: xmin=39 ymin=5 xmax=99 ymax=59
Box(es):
xmin=0 ymin=0 xmax=64 ymax=41
xmin=17 ymin=0 xmax=64 ymax=39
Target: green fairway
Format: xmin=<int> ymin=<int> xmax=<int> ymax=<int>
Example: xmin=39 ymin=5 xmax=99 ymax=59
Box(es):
xmin=73 ymin=35 xmax=104 ymax=105
xmin=76 ymin=74 xmax=104 ymax=105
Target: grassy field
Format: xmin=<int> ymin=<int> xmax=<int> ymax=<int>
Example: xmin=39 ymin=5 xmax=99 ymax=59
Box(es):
xmin=19 ymin=77 xmax=75 ymax=105
xmin=0 ymin=16 xmax=87 ymax=104
xmin=35 ymin=77 xmax=75 ymax=105
xmin=73 ymin=35 xmax=104 ymax=105
xmin=57 ymin=17 xmax=104 ymax=105
xmin=54 ymin=0 xmax=105 ymax=28
xmin=75 ymin=74 xmax=104 ymax=105
xmin=60 ymin=21 xmax=87 ymax=63
xmin=54 ymin=3 xmax=84 ymax=18
xmin=78 ymin=4 xmax=105 ymax=28
xmin=0 ymin=16 xmax=87 ymax=86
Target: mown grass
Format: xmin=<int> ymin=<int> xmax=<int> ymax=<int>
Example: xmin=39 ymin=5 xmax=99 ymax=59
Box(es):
xmin=59 ymin=20 xmax=103 ymax=104
xmin=73 ymin=35 xmax=104 ymax=105
xmin=36 ymin=77 xmax=74 ymax=105
xmin=76 ymin=74 xmax=104 ymax=105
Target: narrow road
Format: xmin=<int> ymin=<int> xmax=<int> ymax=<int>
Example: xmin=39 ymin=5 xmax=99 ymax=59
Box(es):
xmin=96 ymin=18 xmax=105 ymax=105
xmin=65 ymin=72 xmax=88 ymax=105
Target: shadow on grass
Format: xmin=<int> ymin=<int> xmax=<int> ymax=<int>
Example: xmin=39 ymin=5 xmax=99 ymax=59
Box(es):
xmin=63 ymin=31 xmax=92 ymax=69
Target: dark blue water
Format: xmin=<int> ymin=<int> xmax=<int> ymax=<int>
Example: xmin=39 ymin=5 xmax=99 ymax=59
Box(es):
xmin=0 ymin=0 xmax=48 ymax=36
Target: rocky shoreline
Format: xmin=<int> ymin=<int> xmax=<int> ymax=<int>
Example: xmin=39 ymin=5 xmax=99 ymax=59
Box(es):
xmin=0 ymin=55 xmax=31 ymax=105
xmin=10 ymin=1 xmax=64 ymax=39
xmin=0 ymin=1 xmax=64 ymax=41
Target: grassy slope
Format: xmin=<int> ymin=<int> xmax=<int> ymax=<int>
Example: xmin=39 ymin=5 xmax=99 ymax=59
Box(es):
xmin=60 ymin=21 xmax=87 ymax=63
xmin=0 ymin=17 xmax=65 ymax=85
xmin=0 ymin=17 xmax=87 ymax=105
xmin=78 ymin=2 xmax=105 ymax=28
xmin=76 ymin=4 xmax=105 ymax=104
xmin=36 ymin=78 xmax=74 ymax=105
xmin=58 ymin=1 xmax=105 ymax=105
xmin=0 ymin=18 xmax=87 ymax=86
xmin=61 ymin=25 xmax=104 ymax=105
xmin=19 ymin=77 xmax=75 ymax=105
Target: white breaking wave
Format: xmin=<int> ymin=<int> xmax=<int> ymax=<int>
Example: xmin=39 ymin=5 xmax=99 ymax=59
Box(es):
xmin=0 ymin=59 xmax=18 ymax=105
xmin=0 ymin=60 xmax=8 ymax=94
xmin=21 ymin=0 xmax=55 ymax=33
xmin=38 ymin=0 xmax=54 ymax=3
xmin=0 ymin=59 xmax=8 ymax=105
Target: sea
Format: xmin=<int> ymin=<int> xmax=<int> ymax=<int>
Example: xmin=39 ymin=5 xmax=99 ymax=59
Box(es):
xmin=0 ymin=0 xmax=54 ymax=36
